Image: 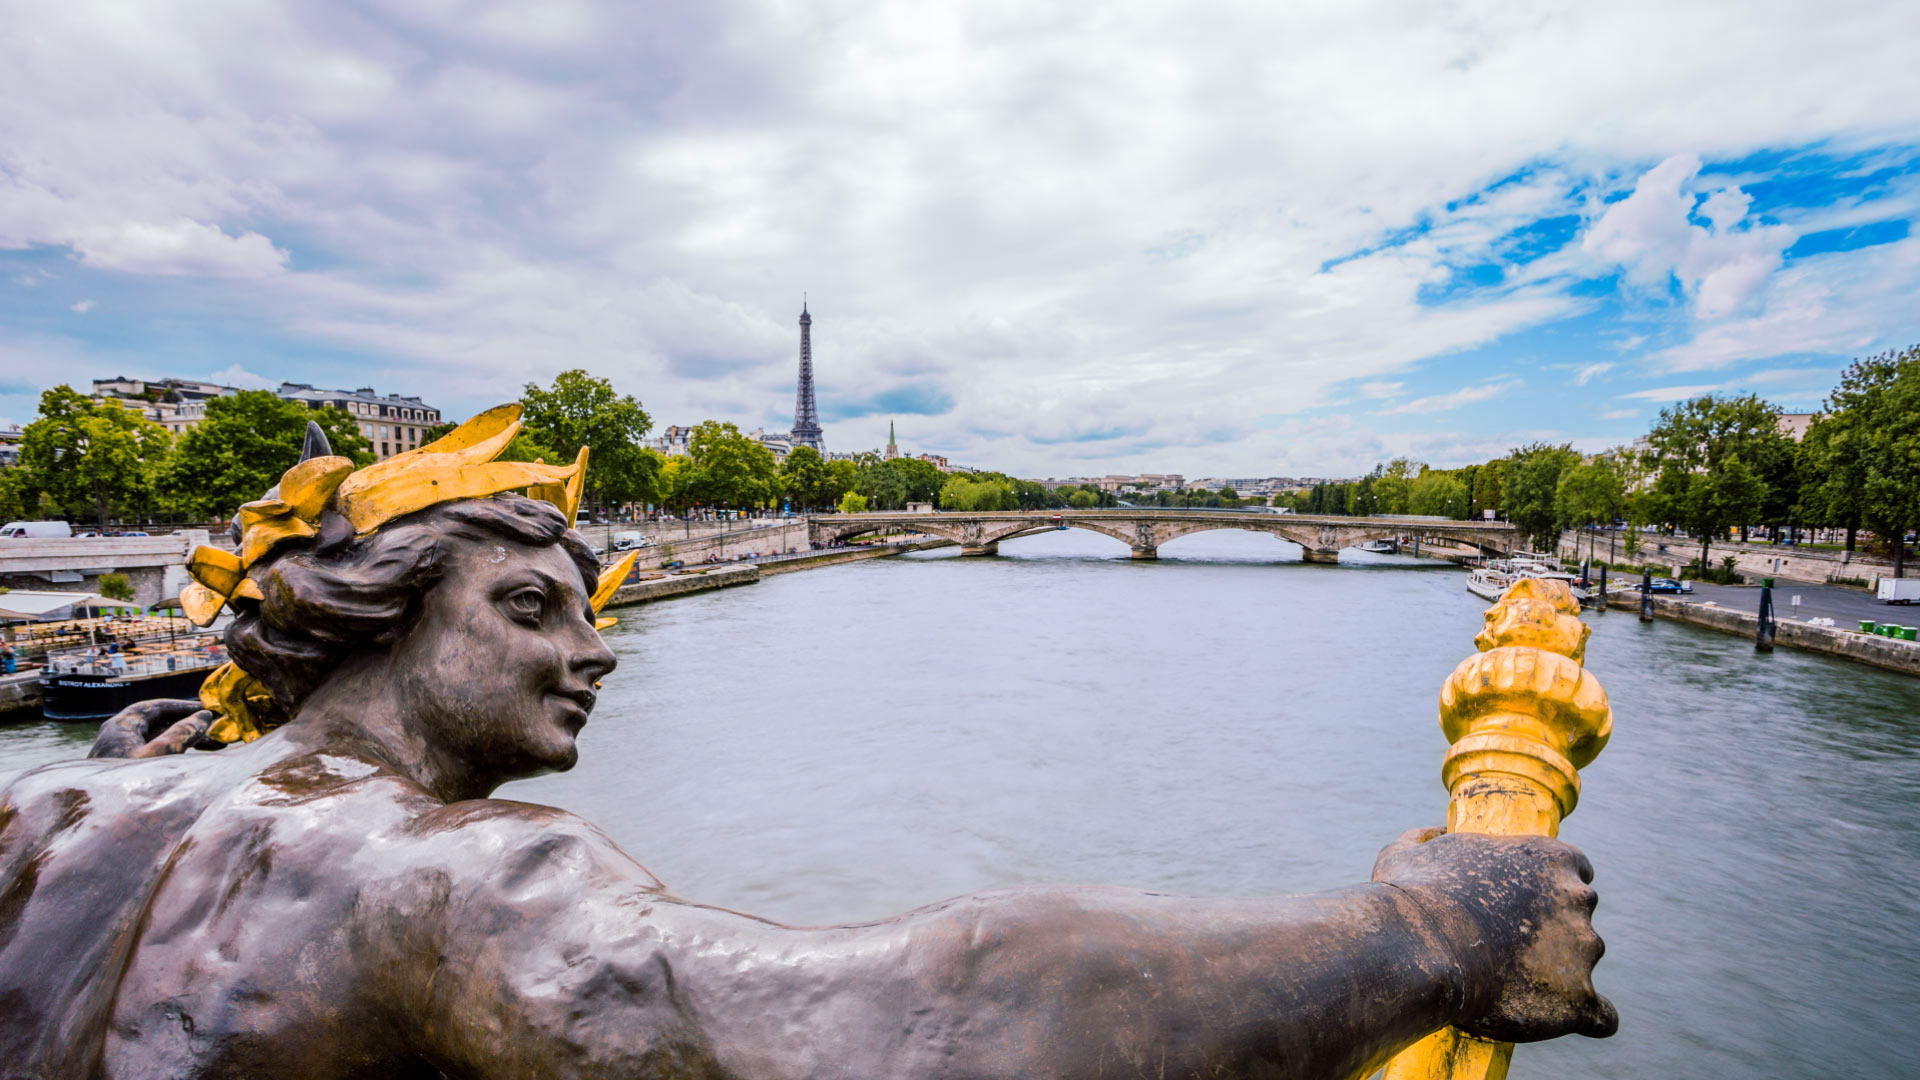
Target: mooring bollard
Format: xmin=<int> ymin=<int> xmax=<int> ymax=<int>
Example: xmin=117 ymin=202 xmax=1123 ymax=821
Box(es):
xmin=1756 ymin=584 xmax=1775 ymax=651
xmin=1639 ymin=567 xmax=1653 ymax=622
xmin=1596 ymin=564 xmax=1608 ymax=611
xmin=1382 ymin=577 xmax=1613 ymax=1080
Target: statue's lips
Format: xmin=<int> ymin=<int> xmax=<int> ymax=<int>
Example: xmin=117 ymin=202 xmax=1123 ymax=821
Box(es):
xmin=548 ymin=688 xmax=597 ymax=728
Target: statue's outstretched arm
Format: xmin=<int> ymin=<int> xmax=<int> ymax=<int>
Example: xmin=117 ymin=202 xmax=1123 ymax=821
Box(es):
xmin=409 ymin=815 xmax=1610 ymax=1079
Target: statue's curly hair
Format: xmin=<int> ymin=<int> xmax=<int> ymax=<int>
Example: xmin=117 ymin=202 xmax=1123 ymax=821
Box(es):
xmin=225 ymin=494 xmax=598 ymax=717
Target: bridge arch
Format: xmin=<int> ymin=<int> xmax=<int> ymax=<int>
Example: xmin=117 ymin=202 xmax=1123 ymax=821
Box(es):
xmin=807 ymin=512 xmax=1515 ymax=562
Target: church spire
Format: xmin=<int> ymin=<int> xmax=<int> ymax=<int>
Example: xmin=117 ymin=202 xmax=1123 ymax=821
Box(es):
xmin=885 ymin=419 xmax=899 ymax=460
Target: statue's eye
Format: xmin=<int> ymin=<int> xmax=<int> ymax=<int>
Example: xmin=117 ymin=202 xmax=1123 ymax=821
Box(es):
xmin=503 ymin=588 xmax=546 ymax=623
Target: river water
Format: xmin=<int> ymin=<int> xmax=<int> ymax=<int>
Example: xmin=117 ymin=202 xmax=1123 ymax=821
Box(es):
xmin=3 ymin=528 xmax=1915 ymax=1077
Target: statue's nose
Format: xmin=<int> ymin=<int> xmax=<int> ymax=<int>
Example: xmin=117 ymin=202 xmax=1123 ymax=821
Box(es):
xmin=573 ymin=633 xmax=616 ymax=686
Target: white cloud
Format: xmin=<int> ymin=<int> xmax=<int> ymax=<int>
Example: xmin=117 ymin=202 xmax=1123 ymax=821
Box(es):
xmin=206 ymin=364 xmax=277 ymax=390
xmin=1600 ymin=408 xmax=1640 ymax=420
xmin=1583 ymin=154 xmax=1797 ymax=319
xmin=74 ymin=219 xmax=289 ymax=278
xmin=69 ymin=299 xmax=94 ymax=313
xmin=1573 ymin=362 xmax=1613 ymax=386
xmin=1617 ymin=384 xmax=1720 ymax=402
xmin=1376 ymin=379 xmax=1520 ymax=416
xmin=1652 ymin=236 xmax=1920 ymax=371
xmin=1 ymin=1 xmax=1918 ymax=474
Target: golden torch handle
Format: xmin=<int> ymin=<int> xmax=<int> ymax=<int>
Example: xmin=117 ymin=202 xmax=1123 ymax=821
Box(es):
xmin=1381 ymin=578 xmax=1613 ymax=1080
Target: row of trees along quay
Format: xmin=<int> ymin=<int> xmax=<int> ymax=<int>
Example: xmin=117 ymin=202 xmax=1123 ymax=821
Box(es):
xmin=1279 ymin=344 xmax=1920 ymax=578
xmin=0 ymin=368 xmax=1125 ymax=529
xmin=6 ymin=346 xmax=1915 ymax=577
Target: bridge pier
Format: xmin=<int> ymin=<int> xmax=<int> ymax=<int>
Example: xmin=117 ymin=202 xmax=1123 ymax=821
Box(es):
xmin=1301 ymin=549 xmax=1341 ymax=564
xmin=1130 ymin=545 xmax=1157 ymax=560
xmin=960 ymin=542 xmax=999 ymax=556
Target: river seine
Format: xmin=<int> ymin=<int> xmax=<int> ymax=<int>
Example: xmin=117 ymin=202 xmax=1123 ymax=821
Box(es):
xmin=2 ymin=527 xmax=1915 ymax=1077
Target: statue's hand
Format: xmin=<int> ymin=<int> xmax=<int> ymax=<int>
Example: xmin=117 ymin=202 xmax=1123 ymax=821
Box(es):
xmin=88 ymin=699 xmax=213 ymax=759
xmin=1372 ymin=827 xmax=1617 ymax=1043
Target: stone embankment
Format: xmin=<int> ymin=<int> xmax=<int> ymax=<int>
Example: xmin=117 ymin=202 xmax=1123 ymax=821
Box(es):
xmin=599 ymin=538 xmax=949 ymax=609
xmin=620 ymin=521 xmax=810 ymax=570
xmin=0 ymin=672 xmax=37 ymax=719
xmin=1561 ymin=532 xmax=1895 ymax=586
xmin=1639 ymin=595 xmax=1920 ymax=677
xmin=602 ymin=564 xmax=759 ymax=609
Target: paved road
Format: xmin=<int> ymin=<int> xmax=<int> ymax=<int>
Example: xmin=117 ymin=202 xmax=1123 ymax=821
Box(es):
xmin=1647 ymin=579 xmax=1917 ymax=628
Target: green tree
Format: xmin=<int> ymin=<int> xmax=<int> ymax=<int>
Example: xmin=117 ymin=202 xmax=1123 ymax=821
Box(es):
xmin=1797 ymin=349 xmax=1920 ymax=561
xmin=939 ymin=474 xmax=1013 ymax=511
xmin=519 ymin=370 xmax=657 ymax=511
xmin=163 ymin=392 xmax=372 ymax=520
xmin=823 ymin=460 xmax=859 ymax=508
xmin=687 ymin=421 xmax=779 ymax=509
xmin=1472 ymin=459 xmax=1506 ymax=520
xmin=657 ymin=455 xmax=695 ymax=514
xmin=1373 ymin=458 xmax=1419 ymax=515
xmin=837 ymin=491 xmax=869 ymax=514
xmin=1794 ymin=418 xmax=1859 ymax=548
xmin=1409 ymin=471 xmax=1470 ymax=518
xmin=1852 ymin=347 xmax=1920 ymax=575
xmin=4 ymin=387 xmax=175 ymax=528
xmin=97 ymin=572 xmax=135 ymax=602
xmin=1554 ymin=459 xmax=1626 ymax=562
xmin=1642 ymin=393 xmax=1785 ymax=568
xmin=778 ymin=445 xmax=831 ymax=510
xmin=883 ymin=457 xmax=946 ymax=505
xmin=1347 ymin=467 xmax=1382 ymax=516
xmin=1504 ymin=443 xmax=1581 ymax=551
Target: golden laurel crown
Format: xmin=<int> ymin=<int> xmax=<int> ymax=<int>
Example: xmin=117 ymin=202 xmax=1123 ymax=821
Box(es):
xmin=182 ymin=403 xmax=638 ymax=743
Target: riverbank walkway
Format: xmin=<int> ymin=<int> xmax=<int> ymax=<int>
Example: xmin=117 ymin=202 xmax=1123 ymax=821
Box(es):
xmin=1675 ymin=580 xmax=1906 ymax=627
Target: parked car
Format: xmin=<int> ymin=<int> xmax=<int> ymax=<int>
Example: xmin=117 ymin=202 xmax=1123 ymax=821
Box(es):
xmin=1648 ymin=577 xmax=1692 ymax=594
xmin=0 ymin=520 xmax=73 ymax=539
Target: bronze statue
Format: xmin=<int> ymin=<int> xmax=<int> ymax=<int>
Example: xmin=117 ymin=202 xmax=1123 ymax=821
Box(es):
xmin=0 ymin=409 xmax=1613 ymax=1078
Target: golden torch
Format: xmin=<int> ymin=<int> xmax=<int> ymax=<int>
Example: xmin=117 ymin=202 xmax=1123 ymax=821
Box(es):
xmin=1381 ymin=577 xmax=1613 ymax=1080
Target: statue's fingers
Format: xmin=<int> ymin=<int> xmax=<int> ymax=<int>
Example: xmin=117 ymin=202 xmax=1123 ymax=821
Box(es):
xmin=1570 ymin=848 xmax=1595 ymax=885
xmin=1371 ymin=826 xmax=1446 ymax=878
xmin=164 ymin=711 xmax=213 ymax=740
xmin=135 ymin=699 xmax=208 ymax=740
xmin=1578 ymin=992 xmax=1619 ymax=1038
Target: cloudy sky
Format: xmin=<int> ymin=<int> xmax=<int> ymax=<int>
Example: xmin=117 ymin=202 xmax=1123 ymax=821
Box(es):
xmin=4 ymin=1 xmax=1919 ymax=478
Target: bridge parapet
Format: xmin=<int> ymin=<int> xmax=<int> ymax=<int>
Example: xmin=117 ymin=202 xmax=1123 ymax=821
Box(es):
xmin=808 ymin=511 xmax=1516 ymax=562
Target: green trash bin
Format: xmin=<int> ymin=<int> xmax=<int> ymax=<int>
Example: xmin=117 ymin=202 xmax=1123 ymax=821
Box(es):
xmin=1860 ymin=620 xmax=1877 ymax=633
xmin=1903 ymin=627 xmax=1918 ymax=642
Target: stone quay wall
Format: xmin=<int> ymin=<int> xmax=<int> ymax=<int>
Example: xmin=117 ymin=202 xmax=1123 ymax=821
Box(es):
xmin=602 ymin=564 xmax=759 ymax=609
xmin=626 ymin=521 xmax=811 ymax=571
xmin=0 ymin=672 xmax=38 ymax=719
xmin=1642 ymin=595 xmax=1920 ymax=677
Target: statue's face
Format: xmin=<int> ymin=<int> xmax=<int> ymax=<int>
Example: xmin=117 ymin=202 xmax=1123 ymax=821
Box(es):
xmin=389 ymin=536 xmax=616 ymax=784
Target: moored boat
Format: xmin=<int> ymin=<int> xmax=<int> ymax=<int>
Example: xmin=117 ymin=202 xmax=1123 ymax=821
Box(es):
xmin=37 ymin=635 xmax=226 ymax=721
xmin=1465 ymin=555 xmax=1591 ymax=605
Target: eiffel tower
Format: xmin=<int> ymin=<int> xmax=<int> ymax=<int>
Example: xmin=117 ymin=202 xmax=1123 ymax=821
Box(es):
xmin=789 ymin=299 xmax=825 ymax=453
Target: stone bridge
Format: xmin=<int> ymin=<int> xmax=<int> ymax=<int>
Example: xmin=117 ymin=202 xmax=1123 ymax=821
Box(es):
xmin=0 ymin=532 xmax=213 ymax=608
xmin=810 ymin=510 xmax=1518 ymax=562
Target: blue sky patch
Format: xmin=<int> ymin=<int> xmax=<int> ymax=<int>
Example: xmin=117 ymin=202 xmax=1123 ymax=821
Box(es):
xmin=1785 ymin=218 xmax=1910 ymax=259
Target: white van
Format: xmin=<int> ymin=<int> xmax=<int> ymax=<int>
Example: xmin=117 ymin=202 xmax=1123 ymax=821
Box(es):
xmin=0 ymin=521 xmax=73 ymax=539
